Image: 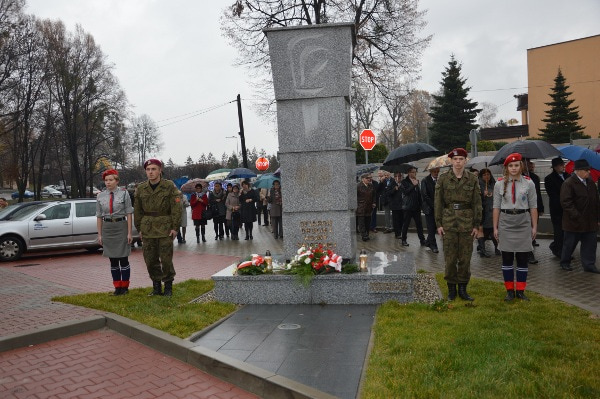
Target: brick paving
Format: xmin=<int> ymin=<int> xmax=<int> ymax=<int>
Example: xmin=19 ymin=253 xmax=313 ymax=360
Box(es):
xmin=0 ymin=328 xmax=257 ymax=399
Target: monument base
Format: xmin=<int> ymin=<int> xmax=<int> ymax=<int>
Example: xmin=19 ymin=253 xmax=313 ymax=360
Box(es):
xmin=212 ymin=252 xmax=442 ymax=305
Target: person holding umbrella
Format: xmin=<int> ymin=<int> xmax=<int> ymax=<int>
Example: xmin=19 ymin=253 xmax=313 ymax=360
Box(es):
xmin=544 ymin=157 xmax=570 ymax=258
xmin=493 ymin=153 xmax=538 ymax=301
xmin=434 ymin=148 xmax=482 ymax=301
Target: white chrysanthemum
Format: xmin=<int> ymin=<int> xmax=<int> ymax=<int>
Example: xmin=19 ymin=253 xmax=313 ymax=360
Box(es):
xmin=304 ymin=258 xmax=311 ymax=264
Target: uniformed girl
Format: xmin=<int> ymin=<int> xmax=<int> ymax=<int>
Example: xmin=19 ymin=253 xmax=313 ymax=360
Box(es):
xmin=493 ymin=153 xmax=538 ymax=301
xmin=96 ymin=169 xmax=133 ymax=295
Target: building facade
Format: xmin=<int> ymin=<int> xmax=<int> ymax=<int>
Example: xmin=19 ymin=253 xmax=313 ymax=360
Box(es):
xmin=527 ymin=34 xmax=600 ymax=139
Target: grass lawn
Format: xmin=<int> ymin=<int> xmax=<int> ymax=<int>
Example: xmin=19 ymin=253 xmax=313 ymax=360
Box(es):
xmin=361 ymin=274 xmax=600 ymax=398
xmin=53 ymin=279 xmax=237 ymax=339
xmin=54 ymin=276 xmax=600 ymax=398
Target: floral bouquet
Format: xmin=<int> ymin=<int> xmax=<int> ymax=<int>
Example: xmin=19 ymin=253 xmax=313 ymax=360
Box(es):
xmin=285 ymin=244 xmax=358 ymax=285
xmin=236 ymin=254 xmax=269 ymax=275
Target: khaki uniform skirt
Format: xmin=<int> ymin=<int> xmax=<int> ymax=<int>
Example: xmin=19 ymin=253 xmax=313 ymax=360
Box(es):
xmin=498 ymin=211 xmax=533 ymax=253
xmin=102 ymin=220 xmax=131 ymax=258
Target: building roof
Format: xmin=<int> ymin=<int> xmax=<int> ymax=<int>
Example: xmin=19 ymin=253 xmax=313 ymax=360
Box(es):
xmin=480 ymin=125 xmax=529 ymax=141
xmin=527 ymin=34 xmax=600 ymax=51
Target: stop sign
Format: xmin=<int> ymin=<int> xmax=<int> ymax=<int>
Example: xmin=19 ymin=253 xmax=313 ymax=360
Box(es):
xmin=359 ymin=129 xmax=376 ymax=151
xmin=255 ymin=157 xmax=269 ymax=171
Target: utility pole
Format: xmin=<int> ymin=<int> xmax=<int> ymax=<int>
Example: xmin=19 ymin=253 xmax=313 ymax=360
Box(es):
xmin=236 ymin=94 xmax=249 ymax=168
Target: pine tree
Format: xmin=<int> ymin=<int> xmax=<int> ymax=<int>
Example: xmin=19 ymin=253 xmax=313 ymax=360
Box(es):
xmin=540 ymin=69 xmax=586 ymax=143
xmin=428 ymin=56 xmax=481 ymax=152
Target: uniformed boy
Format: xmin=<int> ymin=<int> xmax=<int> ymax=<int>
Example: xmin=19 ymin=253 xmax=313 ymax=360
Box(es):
xmin=134 ymin=159 xmax=182 ymax=296
xmin=434 ymin=148 xmax=482 ymax=301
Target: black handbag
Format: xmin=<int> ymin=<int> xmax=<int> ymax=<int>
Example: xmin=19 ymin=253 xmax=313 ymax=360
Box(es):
xmin=202 ymin=207 xmax=214 ymax=220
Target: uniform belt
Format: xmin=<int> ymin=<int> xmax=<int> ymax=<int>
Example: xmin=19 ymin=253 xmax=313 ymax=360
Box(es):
xmin=447 ymin=203 xmax=469 ymax=210
xmin=500 ymin=209 xmax=527 ymax=215
xmin=103 ymin=216 xmax=125 ymax=222
xmin=144 ymin=212 xmax=167 ymax=217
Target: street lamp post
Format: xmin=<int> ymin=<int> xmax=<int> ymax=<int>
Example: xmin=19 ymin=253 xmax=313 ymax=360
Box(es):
xmin=226 ymin=136 xmax=239 ymax=157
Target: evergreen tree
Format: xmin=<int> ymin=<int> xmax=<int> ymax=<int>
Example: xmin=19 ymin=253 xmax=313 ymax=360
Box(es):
xmin=540 ymin=69 xmax=586 ymax=143
xmin=428 ymin=56 xmax=481 ymax=152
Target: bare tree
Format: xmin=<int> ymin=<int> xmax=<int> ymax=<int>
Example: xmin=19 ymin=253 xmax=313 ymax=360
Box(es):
xmin=130 ymin=114 xmax=162 ymax=167
xmin=2 ymin=14 xmax=48 ymax=200
xmin=477 ymin=101 xmax=498 ymax=128
xmin=404 ymin=89 xmax=433 ymax=143
xmin=0 ymin=0 xmax=25 ymax=108
xmin=221 ymin=0 xmax=431 ymax=100
xmin=379 ymin=82 xmax=410 ymax=149
xmin=351 ymin=79 xmax=381 ymax=140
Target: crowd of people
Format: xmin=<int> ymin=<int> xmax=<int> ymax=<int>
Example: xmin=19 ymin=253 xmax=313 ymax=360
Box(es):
xmin=356 ymin=148 xmax=600 ymax=303
xmin=92 ymin=149 xmax=599 ymax=300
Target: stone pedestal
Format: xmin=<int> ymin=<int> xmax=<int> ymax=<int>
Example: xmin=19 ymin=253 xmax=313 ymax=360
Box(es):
xmin=265 ymin=23 xmax=356 ymax=260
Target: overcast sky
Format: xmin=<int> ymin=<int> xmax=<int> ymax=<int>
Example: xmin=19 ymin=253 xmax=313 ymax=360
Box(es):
xmin=26 ymin=0 xmax=600 ymax=165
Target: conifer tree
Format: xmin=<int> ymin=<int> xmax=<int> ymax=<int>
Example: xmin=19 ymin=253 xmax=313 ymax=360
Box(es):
xmin=540 ymin=69 xmax=586 ymax=143
xmin=428 ymin=56 xmax=481 ymax=152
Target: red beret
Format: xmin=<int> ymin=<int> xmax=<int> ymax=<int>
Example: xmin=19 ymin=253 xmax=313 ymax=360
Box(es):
xmin=503 ymin=152 xmax=522 ymax=167
xmin=143 ymin=158 xmax=163 ymax=169
xmin=102 ymin=169 xmax=119 ymax=180
xmin=448 ymin=148 xmax=468 ymax=158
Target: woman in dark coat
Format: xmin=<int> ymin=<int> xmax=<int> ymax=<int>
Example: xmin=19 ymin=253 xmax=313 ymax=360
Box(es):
xmin=208 ymin=181 xmax=227 ymax=240
xmin=385 ymin=172 xmax=404 ymax=239
xmin=268 ymin=180 xmax=283 ymax=239
xmin=239 ymin=180 xmax=258 ymax=240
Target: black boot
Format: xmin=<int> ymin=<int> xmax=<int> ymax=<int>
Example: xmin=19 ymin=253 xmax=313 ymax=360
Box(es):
xmin=163 ymin=281 xmax=173 ymax=297
xmin=196 ymin=228 xmax=200 ymax=243
xmin=458 ymin=283 xmax=474 ymax=301
xmin=515 ymin=290 xmax=530 ymax=301
xmin=504 ymin=290 xmax=515 ymax=302
xmin=447 ymin=283 xmax=457 ymax=301
xmin=478 ymin=238 xmax=491 ymax=258
xmin=148 ymin=281 xmax=162 ymax=296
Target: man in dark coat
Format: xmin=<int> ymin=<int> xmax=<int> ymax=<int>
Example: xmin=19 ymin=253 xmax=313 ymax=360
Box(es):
xmin=421 ymin=167 xmax=440 ymax=253
xmin=544 ymin=157 xmax=570 ymax=258
xmin=385 ymin=172 xmax=404 ymax=239
xmin=400 ymin=166 xmax=426 ymax=247
xmin=559 ymin=159 xmax=600 ymax=273
xmin=356 ymin=173 xmax=375 ymax=241
xmin=524 ymin=160 xmax=544 ymax=263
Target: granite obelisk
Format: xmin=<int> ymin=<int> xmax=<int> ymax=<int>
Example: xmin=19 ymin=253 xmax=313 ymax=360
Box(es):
xmin=264 ymin=23 xmax=357 ymax=261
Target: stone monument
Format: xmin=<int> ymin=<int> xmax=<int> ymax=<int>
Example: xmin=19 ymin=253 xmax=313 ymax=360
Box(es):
xmin=264 ymin=23 xmax=357 ymax=261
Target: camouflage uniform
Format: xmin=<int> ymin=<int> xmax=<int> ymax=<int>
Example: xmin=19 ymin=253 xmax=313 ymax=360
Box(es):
xmin=434 ymin=170 xmax=482 ymax=284
xmin=134 ymin=179 xmax=182 ymax=283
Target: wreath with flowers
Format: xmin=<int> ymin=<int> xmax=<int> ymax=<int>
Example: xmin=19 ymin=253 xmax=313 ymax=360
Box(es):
xmin=236 ymin=254 xmax=269 ymax=275
xmin=284 ymin=244 xmax=359 ymax=285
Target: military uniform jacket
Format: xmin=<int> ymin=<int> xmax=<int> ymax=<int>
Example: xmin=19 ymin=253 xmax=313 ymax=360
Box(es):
xmin=134 ymin=179 xmax=182 ymax=238
xmin=434 ymin=170 xmax=482 ymax=232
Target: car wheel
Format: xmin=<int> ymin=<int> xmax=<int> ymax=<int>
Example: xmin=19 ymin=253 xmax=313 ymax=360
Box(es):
xmin=0 ymin=236 xmax=25 ymax=262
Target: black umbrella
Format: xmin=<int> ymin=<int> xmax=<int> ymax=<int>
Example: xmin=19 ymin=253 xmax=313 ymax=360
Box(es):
xmin=383 ymin=143 xmax=440 ymax=166
xmin=489 ymin=140 xmax=561 ymax=166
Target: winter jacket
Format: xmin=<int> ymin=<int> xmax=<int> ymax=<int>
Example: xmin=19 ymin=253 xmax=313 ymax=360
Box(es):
xmin=400 ymin=176 xmax=422 ymax=212
xmin=356 ymin=182 xmax=375 ymax=216
xmin=560 ymin=174 xmax=600 ymax=233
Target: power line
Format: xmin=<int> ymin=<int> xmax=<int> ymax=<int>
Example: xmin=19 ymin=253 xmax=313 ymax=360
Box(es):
xmin=156 ymin=100 xmax=236 ymax=128
xmin=472 ymin=79 xmax=600 ymax=93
